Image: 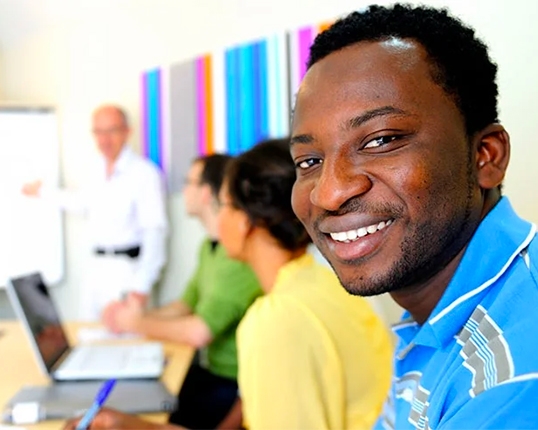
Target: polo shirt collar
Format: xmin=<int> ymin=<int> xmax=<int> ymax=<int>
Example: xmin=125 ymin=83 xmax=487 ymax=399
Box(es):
xmin=393 ymin=197 xmax=536 ymax=354
xmin=100 ymin=145 xmax=134 ymax=177
xmin=112 ymin=145 xmax=134 ymax=174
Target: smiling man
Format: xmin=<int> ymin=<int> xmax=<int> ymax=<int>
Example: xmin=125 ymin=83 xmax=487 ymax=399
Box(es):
xmin=291 ymin=4 xmax=538 ymax=429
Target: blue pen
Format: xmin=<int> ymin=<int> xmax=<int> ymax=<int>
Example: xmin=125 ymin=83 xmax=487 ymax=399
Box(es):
xmin=75 ymin=379 xmax=117 ymax=430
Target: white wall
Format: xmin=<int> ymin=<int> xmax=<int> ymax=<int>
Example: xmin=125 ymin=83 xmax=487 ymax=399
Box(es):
xmin=0 ymin=0 xmax=537 ymax=324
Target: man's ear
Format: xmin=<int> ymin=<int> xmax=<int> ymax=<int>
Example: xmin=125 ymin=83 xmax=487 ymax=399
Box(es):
xmin=199 ymin=183 xmax=212 ymax=203
xmin=474 ymin=124 xmax=510 ymax=190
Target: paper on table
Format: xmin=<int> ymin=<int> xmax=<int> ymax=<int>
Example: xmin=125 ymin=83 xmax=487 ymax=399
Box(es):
xmin=77 ymin=327 xmax=141 ymax=343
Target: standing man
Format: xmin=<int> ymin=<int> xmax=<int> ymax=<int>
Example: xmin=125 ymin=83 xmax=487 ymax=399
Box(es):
xmin=23 ymin=104 xmax=168 ymax=321
xmin=106 ymin=154 xmax=263 ymax=430
xmin=290 ymin=4 xmax=538 ymax=429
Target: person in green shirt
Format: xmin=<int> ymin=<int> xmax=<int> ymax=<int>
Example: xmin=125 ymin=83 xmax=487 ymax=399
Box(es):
xmin=105 ymin=153 xmax=263 ymax=429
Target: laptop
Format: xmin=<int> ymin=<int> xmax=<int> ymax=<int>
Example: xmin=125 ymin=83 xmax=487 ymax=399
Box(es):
xmin=3 ymin=379 xmax=177 ymax=419
xmin=6 ymin=272 xmax=165 ymax=381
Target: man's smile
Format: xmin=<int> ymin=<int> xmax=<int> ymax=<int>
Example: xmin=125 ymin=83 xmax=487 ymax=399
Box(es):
xmin=328 ymin=219 xmax=394 ymax=243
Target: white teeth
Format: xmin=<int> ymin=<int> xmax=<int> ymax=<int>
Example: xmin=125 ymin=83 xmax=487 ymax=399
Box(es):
xmin=357 ymin=227 xmax=368 ymax=237
xmin=329 ymin=219 xmax=393 ymax=243
xmin=335 ymin=232 xmax=347 ymax=242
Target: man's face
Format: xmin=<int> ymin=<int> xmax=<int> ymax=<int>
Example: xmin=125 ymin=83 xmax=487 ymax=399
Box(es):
xmin=92 ymin=107 xmax=129 ymax=163
xmin=217 ymin=181 xmax=249 ymax=261
xmin=291 ymin=39 xmax=484 ymax=296
xmin=183 ymin=161 xmax=205 ymax=216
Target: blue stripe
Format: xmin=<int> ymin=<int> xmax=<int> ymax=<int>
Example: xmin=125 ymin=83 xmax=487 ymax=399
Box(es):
xmin=257 ymin=39 xmax=269 ymax=142
xmin=239 ymin=44 xmax=254 ymax=153
xmin=225 ymin=48 xmax=239 ymax=155
xmin=147 ymin=69 xmax=161 ymax=167
xmin=252 ymin=41 xmax=263 ymax=146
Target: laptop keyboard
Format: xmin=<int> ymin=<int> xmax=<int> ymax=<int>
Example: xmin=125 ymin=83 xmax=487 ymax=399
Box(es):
xmin=60 ymin=343 xmax=162 ymax=375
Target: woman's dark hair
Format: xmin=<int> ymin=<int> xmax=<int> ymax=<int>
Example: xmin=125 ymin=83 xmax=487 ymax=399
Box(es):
xmin=226 ymin=138 xmax=311 ymax=251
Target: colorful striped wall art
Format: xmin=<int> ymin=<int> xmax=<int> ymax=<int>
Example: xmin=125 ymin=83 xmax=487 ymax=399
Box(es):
xmin=141 ymin=20 xmax=331 ymax=193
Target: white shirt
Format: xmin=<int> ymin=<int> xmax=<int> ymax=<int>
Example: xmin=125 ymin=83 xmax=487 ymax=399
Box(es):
xmin=45 ymin=146 xmax=168 ymax=294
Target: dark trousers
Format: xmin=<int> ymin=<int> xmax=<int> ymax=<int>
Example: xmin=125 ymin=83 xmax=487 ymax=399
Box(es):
xmin=168 ymin=363 xmax=238 ymax=429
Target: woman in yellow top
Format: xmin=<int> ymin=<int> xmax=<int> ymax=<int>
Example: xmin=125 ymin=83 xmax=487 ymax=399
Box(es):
xmin=218 ymin=138 xmax=392 ymax=429
xmin=65 ymin=138 xmax=392 ymax=430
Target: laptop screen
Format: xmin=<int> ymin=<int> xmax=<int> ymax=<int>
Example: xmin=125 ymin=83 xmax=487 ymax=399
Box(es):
xmin=9 ymin=273 xmax=69 ymax=372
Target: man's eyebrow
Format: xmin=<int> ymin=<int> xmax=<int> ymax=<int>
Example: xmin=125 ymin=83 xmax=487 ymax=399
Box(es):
xmin=290 ymin=134 xmax=313 ymax=147
xmin=290 ymin=106 xmax=411 ymax=147
xmin=346 ymin=106 xmax=408 ymax=129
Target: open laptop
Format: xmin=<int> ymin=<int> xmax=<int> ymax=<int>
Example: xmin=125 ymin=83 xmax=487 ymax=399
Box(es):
xmin=6 ymin=272 xmax=165 ymax=381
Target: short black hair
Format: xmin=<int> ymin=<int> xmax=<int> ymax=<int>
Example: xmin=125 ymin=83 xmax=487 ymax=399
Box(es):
xmin=226 ymin=138 xmax=312 ymax=252
xmin=307 ymin=3 xmax=498 ymax=136
xmin=195 ymin=153 xmax=232 ymax=199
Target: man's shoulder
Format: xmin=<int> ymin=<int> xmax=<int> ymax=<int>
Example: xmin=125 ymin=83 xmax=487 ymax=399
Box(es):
xmin=125 ymin=150 xmax=163 ymax=178
xmin=198 ymin=243 xmax=261 ymax=293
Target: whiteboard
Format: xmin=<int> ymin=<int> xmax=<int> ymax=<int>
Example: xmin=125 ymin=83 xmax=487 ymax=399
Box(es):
xmin=0 ymin=107 xmax=64 ymax=287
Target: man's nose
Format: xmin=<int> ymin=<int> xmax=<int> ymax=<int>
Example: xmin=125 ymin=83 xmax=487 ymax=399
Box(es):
xmin=309 ymin=159 xmax=372 ymax=212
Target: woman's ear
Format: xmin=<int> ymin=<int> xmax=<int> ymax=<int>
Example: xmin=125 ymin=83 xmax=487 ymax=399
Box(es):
xmin=474 ymin=124 xmax=510 ymax=190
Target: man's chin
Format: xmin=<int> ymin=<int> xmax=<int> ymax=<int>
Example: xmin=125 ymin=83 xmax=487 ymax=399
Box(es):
xmin=339 ymin=280 xmax=393 ymax=297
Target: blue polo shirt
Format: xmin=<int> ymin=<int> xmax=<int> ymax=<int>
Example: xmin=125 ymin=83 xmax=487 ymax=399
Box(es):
xmin=376 ymin=197 xmax=538 ymax=429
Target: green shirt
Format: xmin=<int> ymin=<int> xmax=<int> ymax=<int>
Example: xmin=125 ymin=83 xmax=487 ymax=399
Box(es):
xmin=181 ymin=239 xmax=262 ymax=379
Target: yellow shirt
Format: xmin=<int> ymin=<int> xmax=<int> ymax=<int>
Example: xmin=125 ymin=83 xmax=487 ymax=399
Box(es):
xmin=237 ymin=253 xmax=392 ymax=430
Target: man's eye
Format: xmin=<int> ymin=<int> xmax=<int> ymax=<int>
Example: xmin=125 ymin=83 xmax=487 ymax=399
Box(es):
xmin=297 ymin=158 xmax=322 ymax=170
xmin=363 ymin=135 xmax=397 ymax=149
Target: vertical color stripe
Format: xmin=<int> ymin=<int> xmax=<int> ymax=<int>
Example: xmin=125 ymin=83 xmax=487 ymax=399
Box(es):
xmin=141 ymin=73 xmax=149 ymax=158
xmin=160 ymin=66 xmax=170 ymax=177
xmin=239 ymin=43 xmax=254 ymax=153
xmin=298 ymin=26 xmax=313 ymax=83
xmin=169 ymin=60 xmax=198 ymax=193
xmin=211 ymin=48 xmax=227 ymax=154
xmin=196 ymin=57 xmax=207 ymax=155
xmin=252 ymin=41 xmax=263 ymax=144
xmin=204 ymin=55 xmax=214 ymax=154
xmin=266 ymin=35 xmax=279 ymax=137
xmin=275 ymin=32 xmax=289 ymax=136
xmin=225 ymin=47 xmax=239 ymax=155
xmin=257 ymin=39 xmax=269 ymax=142
xmin=318 ymin=21 xmax=332 ymax=33
xmin=146 ymin=68 xmax=162 ymax=168
xmin=286 ymin=31 xmax=294 ymax=125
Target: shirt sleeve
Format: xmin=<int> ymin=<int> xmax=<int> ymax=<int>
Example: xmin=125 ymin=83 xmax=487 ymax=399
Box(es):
xmin=40 ymin=185 xmax=89 ymax=215
xmin=440 ymin=376 xmax=538 ymax=429
xmin=129 ymin=227 xmax=167 ymax=294
xmin=134 ymin=164 xmax=168 ymax=230
xmin=181 ymin=262 xmax=201 ymax=309
xmin=238 ymin=298 xmax=344 ymax=430
xmin=129 ymin=164 xmax=168 ymax=294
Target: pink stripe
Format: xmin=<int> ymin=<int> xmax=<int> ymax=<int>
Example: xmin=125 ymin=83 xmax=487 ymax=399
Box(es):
xmin=196 ymin=57 xmax=207 ymax=155
xmin=298 ymin=26 xmax=314 ymax=82
xmin=141 ymin=72 xmax=149 ymax=158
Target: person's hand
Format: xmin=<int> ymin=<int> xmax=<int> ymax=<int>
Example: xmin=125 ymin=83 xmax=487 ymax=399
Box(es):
xmin=63 ymin=407 xmax=162 ymax=429
xmin=102 ymin=293 xmax=147 ymax=333
xmin=101 ymin=300 xmax=124 ymax=333
xmin=110 ymin=293 xmax=145 ymax=333
xmin=21 ymin=180 xmax=42 ymax=197
xmin=128 ymin=291 xmax=148 ymax=307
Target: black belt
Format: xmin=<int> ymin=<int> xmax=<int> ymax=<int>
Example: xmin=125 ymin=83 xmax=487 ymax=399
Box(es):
xmin=94 ymin=245 xmax=141 ymax=259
